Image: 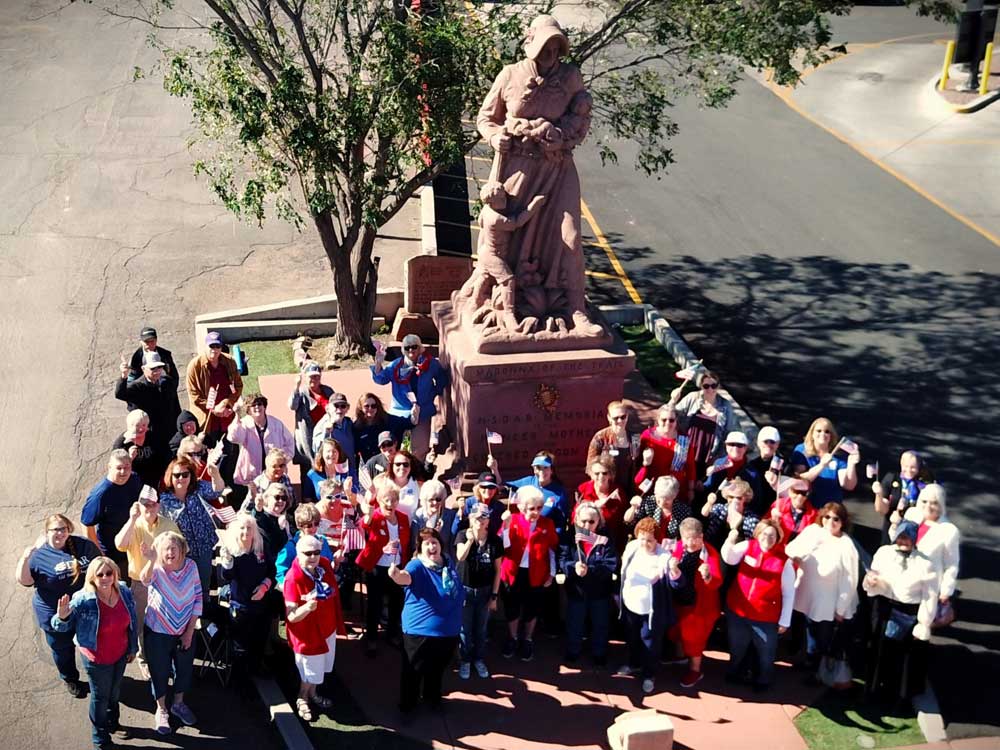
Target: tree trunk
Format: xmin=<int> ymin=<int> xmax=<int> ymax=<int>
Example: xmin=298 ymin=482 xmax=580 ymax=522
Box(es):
xmin=313 ymin=212 xmax=379 ymax=358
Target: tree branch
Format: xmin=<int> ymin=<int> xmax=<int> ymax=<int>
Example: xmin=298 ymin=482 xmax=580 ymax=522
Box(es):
xmin=203 ymin=0 xmax=280 ymax=85
xmin=274 ymin=0 xmax=325 ymax=96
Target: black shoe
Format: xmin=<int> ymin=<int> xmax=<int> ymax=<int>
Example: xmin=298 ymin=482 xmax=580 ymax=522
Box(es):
xmin=520 ymin=639 xmax=534 ymax=662
xmin=65 ymin=680 xmax=86 ymax=699
xmin=564 ymin=652 xmax=580 ymax=664
xmin=502 ymin=638 xmax=517 ymax=659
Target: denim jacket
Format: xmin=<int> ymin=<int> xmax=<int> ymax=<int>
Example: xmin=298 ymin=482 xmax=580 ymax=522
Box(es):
xmin=50 ymin=583 xmax=139 ymax=657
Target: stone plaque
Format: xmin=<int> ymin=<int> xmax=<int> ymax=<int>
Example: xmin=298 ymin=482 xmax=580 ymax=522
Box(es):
xmin=404 ymin=255 xmax=473 ymax=314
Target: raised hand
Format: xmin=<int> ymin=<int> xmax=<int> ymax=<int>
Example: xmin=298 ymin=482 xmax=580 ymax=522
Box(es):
xmin=140 ymin=542 xmax=156 ymax=562
xmin=56 ymin=594 xmax=71 ymax=621
xmin=642 ymin=448 xmax=654 ymax=467
xmin=698 ymin=562 xmax=711 ymax=582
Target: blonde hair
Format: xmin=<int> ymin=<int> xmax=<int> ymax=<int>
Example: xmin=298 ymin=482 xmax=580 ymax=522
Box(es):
xmin=224 ymin=512 xmax=264 ymax=560
xmin=265 ymin=448 xmax=290 ymax=469
xmin=679 ymin=517 xmax=703 ymax=537
xmin=721 ymin=478 xmax=754 ymax=503
xmin=516 ymin=485 xmax=545 ymax=510
xmin=373 ymin=474 xmax=400 ymax=504
xmin=420 ymin=479 xmax=448 ymax=507
xmin=154 ymin=530 xmax=189 ymax=560
xmin=125 ymin=409 xmax=149 ymax=433
xmin=294 ymin=502 xmax=321 ymax=527
xmin=606 ymin=400 xmax=627 ymax=416
xmin=83 ymin=557 xmax=121 ymax=593
xmin=43 ymin=514 xmax=82 ymax=585
xmin=802 ymin=417 xmax=839 ymax=457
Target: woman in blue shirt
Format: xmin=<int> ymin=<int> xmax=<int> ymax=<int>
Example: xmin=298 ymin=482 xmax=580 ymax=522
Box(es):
xmin=389 ymin=528 xmax=464 ymax=712
xmin=791 ymin=417 xmax=860 ymax=508
xmin=15 ymin=514 xmax=101 ymax=697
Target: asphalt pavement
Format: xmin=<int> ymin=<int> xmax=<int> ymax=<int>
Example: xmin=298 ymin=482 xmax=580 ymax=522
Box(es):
xmin=577 ymin=8 xmax=1000 ymax=740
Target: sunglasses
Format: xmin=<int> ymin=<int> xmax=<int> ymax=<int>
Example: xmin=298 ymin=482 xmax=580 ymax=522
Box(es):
xmin=302 ymin=550 xmax=322 ymax=557
xmin=334 ymin=403 xmax=349 ymax=409
xmin=95 ymin=571 xmax=115 ymax=578
xmin=48 ymin=526 xmax=70 ymax=533
xmin=701 ymin=382 xmax=719 ymax=390
xmin=611 ymin=415 xmax=628 ymax=421
xmin=208 ymin=344 xmax=223 ymax=350
xmin=659 ymin=417 xmax=676 ymax=423
xmin=393 ymin=461 xmax=410 ymax=468
xmin=362 ymin=403 xmax=378 ymax=409
xmin=762 ymin=440 xmax=778 ymax=445
xmin=404 ymin=345 xmax=420 ymax=351
xmin=172 ymin=471 xmax=191 ymax=479
xmin=592 ymin=470 xmax=609 ymax=476
xmin=272 ymin=496 xmax=288 ymax=504
xmin=726 ymin=443 xmax=746 ymax=448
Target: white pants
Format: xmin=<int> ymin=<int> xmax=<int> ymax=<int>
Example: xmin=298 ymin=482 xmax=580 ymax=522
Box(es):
xmin=294 ymin=632 xmax=337 ymax=685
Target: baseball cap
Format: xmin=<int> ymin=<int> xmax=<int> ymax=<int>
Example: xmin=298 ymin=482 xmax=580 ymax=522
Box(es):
xmin=332 ymin=393 xmax=349 ymax=407
xmin=531 ymin=455 xmax=553 ymax=468
xmin=140 ymin=326 xmax=157 ymax=341
xmin=477 ymin=471 xmax=498 ymax=488
xmin=143 ymin=352 xmax=166 ymax=369
xmin=758 ymin=426 xmax=781 ymax=443
xmin=377 ymin=431 xmax=395 ymax=447
xmin=725 ymin=431 xmax=749 ymax=446
xmin=205 ymin=331 xmax=223 ymax=347
xmin=303 ymin=362 xmax=322 ymax=375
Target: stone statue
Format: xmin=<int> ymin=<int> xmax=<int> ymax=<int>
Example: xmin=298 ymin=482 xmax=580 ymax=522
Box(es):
xmin=454 ymin=14 xmax=610 ymax=352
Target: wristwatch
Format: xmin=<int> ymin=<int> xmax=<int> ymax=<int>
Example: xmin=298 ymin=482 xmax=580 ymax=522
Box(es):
xmin=490 ymin=592 xmax=499 ymax=600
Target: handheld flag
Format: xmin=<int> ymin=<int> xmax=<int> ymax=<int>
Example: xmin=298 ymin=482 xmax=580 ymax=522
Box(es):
xmin=574 ymin=526 xmax=609 ymax=547
xmin=866 ymin=460 xmax=880 ymax=480
xmin=670 ymin=436 xmax=690 ymax=472
xmin=706 ymin=455 xmax=732 ymax=477
xmin=839 ymin=438 xmax=859 ymax=455
xmin=486 ymin=431 xmax=503 ymax=445
xmin=211 ymin=504 xmax=237 ymax=526
xmin=205 ymin=386 xmax=218 ymax=412
xmin=358 ymin=465 xmax=374 ymax=493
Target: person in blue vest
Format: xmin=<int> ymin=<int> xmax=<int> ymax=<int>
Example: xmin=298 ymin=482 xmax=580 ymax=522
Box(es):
xmin=371 ymin=334 xmax=449 ymax=458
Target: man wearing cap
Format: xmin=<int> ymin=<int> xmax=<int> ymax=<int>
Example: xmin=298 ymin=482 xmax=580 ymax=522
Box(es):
xmin=127 ymin=326 xmax=177 ymax=383
xmin=747 ymin=426 xmax=783 ymax=516
xmin=288 ymin=361 xmax=334 ymax=465
xmin=227 ymin=391 xmax=296 ymax=492
xmin=371 ymin=334 xmax=449 ymax=457
xmin=364 ymin=431 xmax=398 ymax=478
xmin=185 ymin=331 xmax=243 ymax=432
xmin=312 ymin=392 xmax=358 ymax=475
xmin=703 ymin=431 xmax=762 ymax=500
xmin=115 ymin=351 xmax=181 ymax=475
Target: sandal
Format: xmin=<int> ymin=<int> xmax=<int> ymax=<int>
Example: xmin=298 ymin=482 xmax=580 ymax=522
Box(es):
xmin=296 ymin=698 xmax=313 ymax=721
xmin=311 ymin=695 xmax=334 ymax=711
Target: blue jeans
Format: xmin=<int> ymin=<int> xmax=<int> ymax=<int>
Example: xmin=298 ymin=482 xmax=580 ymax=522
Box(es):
xmin=43 ymin=627 xmax=80 ymax=683
xmin=623 ymin=607 xmax=660 ymax=678
xmin=83 ymin=655 xmax=127 ymax=748
xmin=566 ymin=596 xmax=610 ymax=659
xmin=144 ymin=627 xmax=195 ymax=701
xmin=460 ymin=586 xmax=491 ymax=662
xmin=727 ymin=612 xmax=779 ymax=686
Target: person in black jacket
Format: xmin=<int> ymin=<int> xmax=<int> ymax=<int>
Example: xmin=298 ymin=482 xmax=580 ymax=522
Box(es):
xmin=111 ymin=410 xmax=159 ymax=486
xmin=115 ymin=353 xmax=181 ymax=476
xmin=168 ymin=411 xmax=200 ymax=458
xmin=560 ymin=502 xmax=619 ymax=667
xmin=128 ymin=326 xmax=177 ymax=382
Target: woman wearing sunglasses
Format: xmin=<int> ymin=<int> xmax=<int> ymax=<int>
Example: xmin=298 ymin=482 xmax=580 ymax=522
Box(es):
xmin=383 ymin=448 xmax=421 ymax=519
xmin=785 ymin=502 xmax=859 ymax=673
xmin=576 ymin=459 xmax=626 ymax=552
xmin=634 ymin=405 xmax=696 ymax=503
xmin=669 ymin=370 xmax=739 ymax=480
xmin=353 ymin=392 xmax=410 ymax=463
xmin=159 ymin=456 xmax=224 ymax=607
xmin=51 ymin=557 xmax=138 ymax=750
xmin=791 ymin=417 xmax=860 ymax=507
xmin=586 ymin=401 xmax=640 ymax=496
xmin=16 ymin=514 xmax=101 ymax=697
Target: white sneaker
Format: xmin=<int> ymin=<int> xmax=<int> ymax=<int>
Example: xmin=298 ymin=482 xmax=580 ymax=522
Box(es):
xmin=458 ymin=661 xmax=471 ymax=680
xmin=642 ymin=678 xmax=655 ymax=694
xmin=473 ymin=660 xmax=490 ymax=678
xmin=616 ymin=665 xmax=640 ymax=677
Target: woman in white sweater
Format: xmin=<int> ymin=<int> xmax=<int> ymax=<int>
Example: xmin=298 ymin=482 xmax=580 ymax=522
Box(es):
xmin=863 ymin=520 xmax=939 ymax=702
xmin=785 ymin=502 xmax=859 ymax=670
xmin=889 ymin=484 xmax=959 ymax=612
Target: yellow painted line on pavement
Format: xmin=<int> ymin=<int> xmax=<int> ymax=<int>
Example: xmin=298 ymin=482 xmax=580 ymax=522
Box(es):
xmin=585 ymin=269 xmax=623 ymax=280
xmin=581 ymin=199 xmax=644 ymax=304
xmin=763 ymin=44 xmax=1000 ymax=250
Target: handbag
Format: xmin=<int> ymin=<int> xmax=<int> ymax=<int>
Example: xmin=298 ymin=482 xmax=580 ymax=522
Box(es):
xmin=818 ymin=655 xmax=852 ymax=690
xmin=932 ymin=601 xmax=956 ymax=629
xmin=884 ymin=608 xmax=917 ymax=641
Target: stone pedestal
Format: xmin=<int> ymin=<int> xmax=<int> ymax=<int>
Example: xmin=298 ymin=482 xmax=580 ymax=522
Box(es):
xmin=391 ymin=255 xmax=473 ymax=344
xmin=432 ymin=300 xmax=634 ymax=484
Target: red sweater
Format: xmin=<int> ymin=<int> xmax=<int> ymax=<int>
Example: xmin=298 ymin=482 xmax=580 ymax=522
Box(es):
xmin=283 ymin=559 xmax=345 ymax=655
xmin=726 ymin=538 xmax=788 ymax=623
xmin=633 ymin=429 xmax=696 ymax=501
xmin=576 ymin=480 xmax=626 ymax=550
xmin=501 ymin=514 xmax=558 ymax=587
xmin=669 ymin=540 xmax=722 ymax=617
xmin=356 ymin=509 xmax=412 ymax=572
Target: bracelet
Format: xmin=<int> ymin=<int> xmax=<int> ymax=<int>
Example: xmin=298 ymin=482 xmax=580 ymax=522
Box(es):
xmin=490 ymin=593 xmax=499 ymax=600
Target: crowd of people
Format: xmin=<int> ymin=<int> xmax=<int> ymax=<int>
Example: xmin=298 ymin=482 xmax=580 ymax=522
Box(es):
xmin=15 ymin=327 xmax=962 ymax=748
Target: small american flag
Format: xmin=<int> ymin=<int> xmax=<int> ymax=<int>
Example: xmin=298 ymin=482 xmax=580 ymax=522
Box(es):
xmin=139 ymin=485 xmax=158 ymax=505
xmin=866 ymin=460 xmax=880 ymax=479
xmin=574 ymin=527 xmax=608 ymax=547
xmin=675 ymin=366 xmax=698 ymax=381
xmin=670 ymin=435 xmax=690 ymax=472
xmin=707 ymin=455 xmax=732 ymax=476
xmin=211 ymin=504 xmax=237 ymax=526
xmin=486 ymin=430 xmax=503 ymax=445
xmin=770 ymin=455 xmax=785 ymax=472
xmin=446 ymin=476 xmax=462 ymax=492
xmin=840 ymin=438 xmax=859 ymax=455
xmin=358 ymin=465 xmax=373 ymax=492
xmin=205 ymin=386 xmax=218 ymax=411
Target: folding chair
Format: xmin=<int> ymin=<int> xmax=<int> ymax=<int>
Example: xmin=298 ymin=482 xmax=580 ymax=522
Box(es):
xmin=195 ymin=600 xmax=232 ymax=686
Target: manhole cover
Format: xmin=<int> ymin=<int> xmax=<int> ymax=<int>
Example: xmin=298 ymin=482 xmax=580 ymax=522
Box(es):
xmin=858 ymin=71 xmax=884 ymax=83
xmin=856 ymin=735 xmax=876 ymax=748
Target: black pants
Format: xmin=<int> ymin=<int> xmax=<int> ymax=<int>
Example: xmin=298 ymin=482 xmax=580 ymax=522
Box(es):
xmin=365 ymin=565 xmax=403 ymax=641
xmin=622 ymin=607 xmax=661 ymax=679
xmin=400 ymin=634 xmax=459 ymax=711
xmin=230 ymin=602 xmax=269 ymax=675
xmin=865 ymin=597 xmax=928 ymax=701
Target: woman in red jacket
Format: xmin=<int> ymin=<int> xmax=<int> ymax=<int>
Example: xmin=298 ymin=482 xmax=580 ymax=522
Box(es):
xmin=576 ymin=459 xmax=626 ymax=551
xmin=721 ymin=518 xmax=796 ymax=691
xmin=357 ymin=478 xmax=412 ymax=657
xmin=499 ymin=486 xmax=558 ymax=662
xmin=768 ymin=478 xmax=816 ymax=543
xmin=668 ymin=517 xmax=722 ymax=688
xmin=634 ymin=405 xmax=696 ymax=502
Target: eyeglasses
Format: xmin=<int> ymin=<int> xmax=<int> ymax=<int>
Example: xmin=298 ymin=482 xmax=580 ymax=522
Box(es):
xmin=362 ymin=403 xmax=378 ymax=410
xmin=48 ymin=526 xmax=69 ymax=533
xmin=701 ymin=382 xmax=719 ymax=390
xmin=659 ymin=417 xmax=676 ymax=423
xmin=726 ymin=443 xmax=746 ymax=449
xmin=208 ymin=344 xmax=223 ymax=350
xmin=790 ymin=489 xmax=808 ymax=495
xmin=172 ymin=471 xmax=191 ymax=479
xmin=302 ymin=550 xmax=322 ymax=557
xmin=762 ymin=440 xmax=777 ymax=445
xmin=334 ymin=403 xmax=349 ymax=409
xmin=611 ymin=415 xmax=627 ymax=421
xmin=393 ymin=461 xmax=410 ymax=468
xmin=272 ymin=496 xmax=288 ymax=504
xmin=815 ymin=428 xmax=832 ymax=434
xmin=404 ymin=345 xmax=420 ymax=351
xmin=95 ymin=571 xmax=115 ymax=578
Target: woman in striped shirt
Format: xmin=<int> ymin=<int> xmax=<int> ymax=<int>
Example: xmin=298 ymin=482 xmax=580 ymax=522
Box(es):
xmin=140 ymin=531 xmax=203 ymax=735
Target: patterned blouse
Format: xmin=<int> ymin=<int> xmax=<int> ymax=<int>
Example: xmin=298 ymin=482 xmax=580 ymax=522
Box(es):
xmin=160 ymin=480 xmax=221 ymax=561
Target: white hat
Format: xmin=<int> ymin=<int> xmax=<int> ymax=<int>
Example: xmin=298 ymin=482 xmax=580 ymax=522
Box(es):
xmin=725 ymin=431 xmax=748 ymax=446
xmin=758 ymin=426 xmax=781 ymax=443
xmin=524 ymin=15 xmax=570 ymax=60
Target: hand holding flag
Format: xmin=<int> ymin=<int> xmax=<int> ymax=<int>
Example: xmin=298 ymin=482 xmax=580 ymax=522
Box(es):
xmin=486 ymin=430 xmax=503 ymax=457
xmin=358 ymin=465 xmax=373 ymax=493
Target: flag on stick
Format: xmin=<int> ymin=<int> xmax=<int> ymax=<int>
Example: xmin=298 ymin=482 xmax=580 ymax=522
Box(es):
xmin=670 ymin=436 xmax=690 ymax=472
xmin=205 ymin=386 xmax=218 ymax=411
xmin=139 ymin=485 xmax=158 ymax=505
xmin=211 ymin=504 xmax=237 ymax=526
xmin=358 ymin=465 xmax=374 ymax=493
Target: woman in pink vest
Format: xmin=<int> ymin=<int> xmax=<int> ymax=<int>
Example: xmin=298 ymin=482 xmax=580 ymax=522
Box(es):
xmin=721 ymin=517 xmax=796 ymax=691
xmin=499 ymin=486 xmax=558 ymax=662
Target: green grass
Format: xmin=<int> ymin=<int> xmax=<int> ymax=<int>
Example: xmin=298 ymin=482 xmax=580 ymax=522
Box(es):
xmin=618 ymin=324 xmax=680 ymax=401
xmin=794 ymin=687 xmax=925 ymax=750
xmin=238 ymin=339 xmax=300 ymax=394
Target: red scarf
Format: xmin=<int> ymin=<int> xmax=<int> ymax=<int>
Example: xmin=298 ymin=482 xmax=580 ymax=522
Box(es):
xmin=392 ymin=355 xmax=432 ymax=385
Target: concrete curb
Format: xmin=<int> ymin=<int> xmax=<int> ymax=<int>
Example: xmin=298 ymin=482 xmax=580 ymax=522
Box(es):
xmin=254 ymin=676 xmax=315 ymax=750
xmin=928 ymin=74 xmax=1000 ymax=113
xmin=599 ymin=303 xmax=761 ymax=441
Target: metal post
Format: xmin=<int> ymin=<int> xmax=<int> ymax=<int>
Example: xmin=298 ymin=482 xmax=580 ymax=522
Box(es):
xmin=980 ymin=41 xmax=994 ymax=94
xmin=941 ymin=40 xmax=957 ymax=90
